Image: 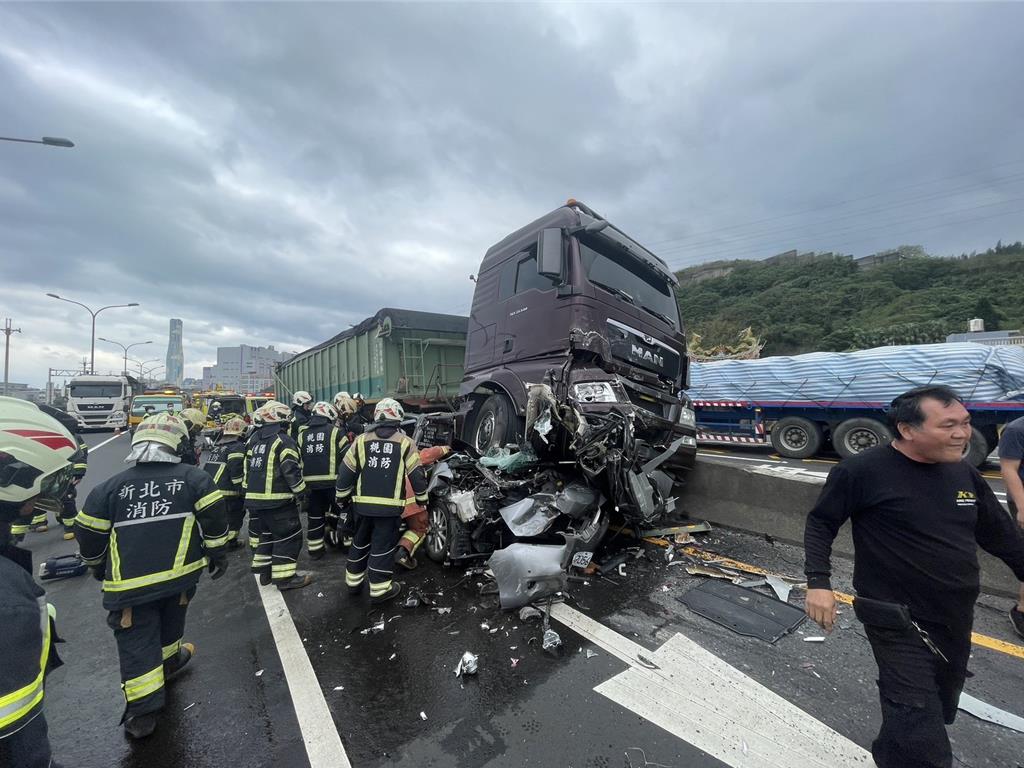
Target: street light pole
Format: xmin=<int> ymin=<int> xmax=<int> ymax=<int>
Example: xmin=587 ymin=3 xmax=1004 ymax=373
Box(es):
xmin=98 ymin=338 xmax=152 ymax=376
xmin=0 ymin=136 xmax=75 ymax=148
xmin=46 ymin=294 xmax=140 ymax=373
xmin=3 ymin=318 xmax=22 ymax=397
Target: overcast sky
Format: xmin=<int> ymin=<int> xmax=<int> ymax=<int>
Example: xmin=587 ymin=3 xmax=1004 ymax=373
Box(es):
xmin=2 ymin=2 xmax=1022 ymax=388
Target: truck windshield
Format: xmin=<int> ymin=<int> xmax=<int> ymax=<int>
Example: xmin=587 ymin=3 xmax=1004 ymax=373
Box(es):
xmin=70 ymin=384 xmax=122 ymax=398
xmin=578 ymin=236 xmax=679 ymax=328
xmin=132 ymin=398 xmax=182 ymax=415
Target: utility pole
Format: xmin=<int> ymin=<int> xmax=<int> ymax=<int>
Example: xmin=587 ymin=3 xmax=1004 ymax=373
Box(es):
xmin=3 ymin=318 xmax=22 ymax=397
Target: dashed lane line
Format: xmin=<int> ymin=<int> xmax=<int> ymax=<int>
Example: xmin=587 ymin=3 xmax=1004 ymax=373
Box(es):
xmin=91 ymin=431 xmax=127 ymax=452
xmin=549 ymin=603 xmax=872 ymax=767
xmin=256 ymin=577 xmax=352 ymax=768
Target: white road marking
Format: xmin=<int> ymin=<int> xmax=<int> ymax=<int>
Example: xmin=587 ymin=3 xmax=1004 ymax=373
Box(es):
xmin=699 ymin=452 xmax=780 ymax=464
xmin=549 ymin=603 xmax=871 ymax=768
xmin=256 ymin=577 xmax=352 ymax=768
xmin=91 ymin=431 xmax=126 ymax=451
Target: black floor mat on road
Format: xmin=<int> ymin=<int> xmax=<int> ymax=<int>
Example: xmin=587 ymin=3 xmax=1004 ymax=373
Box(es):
xmin=677 ymin=579 xmax=806 ymax=643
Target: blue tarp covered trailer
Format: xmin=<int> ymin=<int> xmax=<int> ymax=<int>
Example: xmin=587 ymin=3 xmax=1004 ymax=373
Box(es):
xmin=688 ymin=343 xmax=1024 ymax=465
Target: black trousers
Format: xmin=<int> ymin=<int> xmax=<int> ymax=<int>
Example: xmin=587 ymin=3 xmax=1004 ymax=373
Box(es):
xmin=345 ymin=515 xmax=400 ymax=598
xmin=305 ymin=488 xmax=332 ymax=555
xmin=61 ymin=483 xmax=79 ymax=531
xmin=865 ymin=621 xmax=971 ymax=768
xmin=253 ymin=504 xmax=303 ymax=583
xmin=224 ymin=497 xmax=245 ymax=540
xmin=106 ymin=588 xmax=195 ymax=719
xmin=0 ymin=711 xmax=53 ymax=768
xmin=246 ymin=505 xmax=262 ymax=549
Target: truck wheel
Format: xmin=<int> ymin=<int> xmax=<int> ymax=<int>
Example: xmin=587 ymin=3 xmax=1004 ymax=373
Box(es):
xmin=425 ymin=502 xmax=453 ymax=563
xmin=769 ymin=417 xmax=823 ymax=459
xmin=473 ymin=393 xmax=514 ymax=454
xmin=832 ymin=418 xmax=893 ymax=460
xmin=963 ymin=429 xmax=991 ymax=468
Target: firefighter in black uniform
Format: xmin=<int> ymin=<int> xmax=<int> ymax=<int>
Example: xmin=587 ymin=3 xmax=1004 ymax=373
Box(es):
xmin=298 ymin=402 xmax=350 ymax=559
xmin=0 ymin=397 xmax=75 ymax=768
xmin=37 ymin=404 xmax=88 ymax=540
xmin=244 ymin=401 xmax=312 ymax=590
xmin=202 ymin=416 xmax=248 ymax=548
xmin=289 ymin=390 xmax=313 ymax=443
xmin=178 ymin=408 xmax=207 ymax=466
xmin=336 ymin=398 xmax=428 ymax=604
xmin=77 ymin=412 xmax=229 ymax=739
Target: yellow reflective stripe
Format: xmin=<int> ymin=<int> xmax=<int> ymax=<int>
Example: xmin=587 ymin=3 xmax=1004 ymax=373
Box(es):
xmin=247 ymin=492 xmax=294 ymax=500
xmin=304 ymin=474 xmax=336 ymax=482
xmin=401 ymin=530 xmax=422 ymax=544
xmin=352 ymin=495 xmax=406 ymax=507
xmin=212 ymin=465 xmax=225 ymax=485
xmin=162 ymin=640 xmax=181 ymax=661
xmin=280 ymin=447 xmax=300 ymax=461
xmin=355 ymin=438 xmax=367 ymax=498
xmin=328 ymin=428 xmax=338 ymax=476
xmin=264 ymin=439 xmax=279 ymax=495
xmin=0 ymin=599 xmax=50 ymax=731
xmin=123 ymin=664 xmax=164 ymax=702
xmin=110 ymin=529 xmax=122 ymax=582
xmin=227 ymin=452 xmax=244 ymax=461
xmin=103 ymin=559 xmax=206 ymax=592
xmin=205 ymin=534 xmax=229 ymax=548
xmin=76 ymin=510 xmax=112 ymax=532
xmin=369 ymin=580 xmax=393 ymax=597
xmin=195 ymin=491 xmax=222 ymax=512
xmin=345 ymin=571 xmax=364 ymax=586
xmin=174 ymin=517 xmax=195 ymax=570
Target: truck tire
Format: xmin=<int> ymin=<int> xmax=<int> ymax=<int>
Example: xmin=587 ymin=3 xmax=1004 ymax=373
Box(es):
xmin=963 ymin=429 xmax=991 ymax=468
xmin=832 ymin=418 xmax=893 ymax=460
xmin=769 ymin=417 xmax=823 ymax=459
xmin=472 ymin=393 xmax=515 ymax=454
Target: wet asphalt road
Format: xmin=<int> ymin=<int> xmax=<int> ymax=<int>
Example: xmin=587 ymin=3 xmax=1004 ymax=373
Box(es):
xmin=19 ymin=430 xmax=1024 ymax=768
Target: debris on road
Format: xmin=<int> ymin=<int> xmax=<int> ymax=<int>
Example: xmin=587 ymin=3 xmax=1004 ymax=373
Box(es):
xmin=255 ymin=669 xmax=264 ymax=677
xmin=586 ymin=649 xmax=598 ymax=659
xmin=455 ymin=651 xmax=479 ymax=677
xmin=958 ymin=692 xmax=1024 ymax=733
xmin=519 ymin=606 xmax=543 ymax=622
xmin=766 ymin=575 xmax=793 ymax=603
xmin=333 ymin=685 xmax=345 ymax=691
xmin=803 ymin=636 xmax=826 ymax=643
xmin=419 ymin=711 xmax=428 ymax=721
xmin=677 ymin=580 xmax=806 ymax=643
xmin=542 ymin=628 xmax=563 ymax=655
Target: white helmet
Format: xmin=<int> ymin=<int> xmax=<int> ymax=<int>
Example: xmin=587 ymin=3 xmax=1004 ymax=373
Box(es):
xmin=374 ymin=397 xmax=404 ymax=423
xmin=0 ymin=396 xmax=76 ymax=508
xmin=258 ymin=401 xmax=292 ymax=424
xmin=312 ymin=401 xmax=338 ymax=421
xmin=132 ymin=412 xmax=190 ymax=450
xmin=292 ymin=391 xmax=313 ymax=408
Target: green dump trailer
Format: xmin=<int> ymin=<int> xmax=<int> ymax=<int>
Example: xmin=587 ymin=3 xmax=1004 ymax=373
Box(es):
xmin=275 ymin=308 xmax=468 ymax=408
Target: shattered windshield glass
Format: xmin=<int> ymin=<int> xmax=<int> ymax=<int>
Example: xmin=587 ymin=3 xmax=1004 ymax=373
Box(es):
xmin=578 ymin=235 xmax=680 ymax=329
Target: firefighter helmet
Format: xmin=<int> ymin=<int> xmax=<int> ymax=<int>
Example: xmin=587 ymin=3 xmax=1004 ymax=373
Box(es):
xmin=259 ymin=401 xmax=292 ymax=424
xmin=0 ymin=397 xmax=76 ymax=506
xmin=334 ymin=393 xmax=358 ymax=416
xmin=312 ymin=401 xmax=338 ymax=421
xmin=221 ymin=416 xmax=247 ymax=437
xmin=180 ymin=408 xmax=206 ymax=432
xmin=132 ymin=412 xmax=189 ymax=450
xmin=292 ymin=391 xmax=313 ymax=408
xmin=374 ymin=398 xmax=404 ymax=423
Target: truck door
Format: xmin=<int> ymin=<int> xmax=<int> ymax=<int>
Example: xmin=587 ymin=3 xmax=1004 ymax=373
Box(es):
xmin=497 ymin=246 xmax=562 ymax=363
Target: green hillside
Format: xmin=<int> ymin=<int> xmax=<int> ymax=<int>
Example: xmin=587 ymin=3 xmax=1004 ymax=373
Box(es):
xmin=675 ymin=242 xmax=1024 ymax=356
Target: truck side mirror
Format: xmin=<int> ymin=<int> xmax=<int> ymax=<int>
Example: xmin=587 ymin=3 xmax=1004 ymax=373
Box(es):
xmin=537 ymin=228 xmax=562 ymax=279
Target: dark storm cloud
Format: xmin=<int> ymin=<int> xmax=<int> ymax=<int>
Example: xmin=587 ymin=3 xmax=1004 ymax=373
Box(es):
xmin=1 ymin=2 xmax=1022 ymax=385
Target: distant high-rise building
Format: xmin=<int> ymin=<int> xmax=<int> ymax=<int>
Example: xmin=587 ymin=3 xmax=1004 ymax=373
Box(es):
xmin=201 ymin=344 xmax=291 ymax=393
xmin=166 ymin=319 xmax=184 ymax=387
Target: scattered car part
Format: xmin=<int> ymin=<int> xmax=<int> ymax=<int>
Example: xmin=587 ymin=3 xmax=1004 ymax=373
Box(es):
xmin=677 ymin=580 xmax=806 ymax=644
xmin=957 ymin=692 xmax=1024 ymax=733
xmin=488 ymin=540 xmax=573 ymax=609
xmin=640 ymin=521 xmax=712 ymax=538
xmin=455 ymin=651 xmax=479 ymax=677
xmin=766 ymin=575 xmax=793 ymax=603
xmin=519 ymin=606 xmax=543 ymax=622
xmin=542 ymin=628 xmax=563 ymax=655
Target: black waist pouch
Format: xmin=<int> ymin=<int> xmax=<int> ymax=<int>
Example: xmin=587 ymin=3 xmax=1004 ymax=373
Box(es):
xmin=853 ymin=596 xmax=913 ymax=630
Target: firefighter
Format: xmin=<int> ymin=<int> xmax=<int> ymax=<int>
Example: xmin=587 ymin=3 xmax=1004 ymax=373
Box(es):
xmin=208 ymin=400 xmax=223 ymax=424
xmin=76 ymin=412 xmax=229 ymax=739
xmin=289 ymin=391 xmax=313 ymax=443
xmin=0 ymin=397 xmax=75 ymax=767
xmin=299 ymin=402 xmax=350 ymax=560
xmin=244 ymin=401 xmax=312 ymax=590
xmin=244 ymin=409 xmax=264 ymax=550
xmin=178 ymin=407 xmax=207 ymax=465
xmin=36 ymin=404 xmax=88 ymax=540
xmin=202 ymin=416 xmax=248 ymax=548
xmin=396 ymin=445 xmax=451 ymax=569
xmin=336 ymin=398 xmax=428 ymax=604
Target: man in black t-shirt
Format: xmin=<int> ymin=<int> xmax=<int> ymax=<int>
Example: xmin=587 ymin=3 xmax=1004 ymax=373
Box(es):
xmin=804 ymin=385 xmax=1024 ymax=768
xmin=998 ymin=414 xmax=1024 ymax=637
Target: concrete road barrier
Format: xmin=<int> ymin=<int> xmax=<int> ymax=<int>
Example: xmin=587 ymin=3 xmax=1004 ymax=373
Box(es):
xmin=679 ymin=457 xmax=1020 ymax=598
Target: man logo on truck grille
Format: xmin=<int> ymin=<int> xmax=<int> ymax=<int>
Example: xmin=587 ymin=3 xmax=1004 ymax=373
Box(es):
xmin=631 ymin=344 xmax=664 ymax=368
